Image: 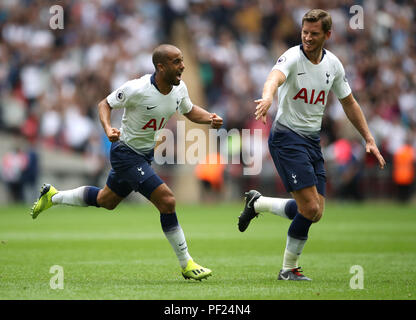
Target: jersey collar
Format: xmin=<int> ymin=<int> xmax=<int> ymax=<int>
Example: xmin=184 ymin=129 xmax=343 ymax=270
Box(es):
xmin=300 ymin=44 xmax=326 ymax=63
xmin=150 ymin=72 xmax=161 ymax=92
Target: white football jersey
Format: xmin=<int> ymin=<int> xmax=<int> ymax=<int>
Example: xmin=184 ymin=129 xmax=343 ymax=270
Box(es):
xmin=106 ymin=73 xmax=193 ymax=153
xmin=272 ymin=45 xmax=351 ymax=137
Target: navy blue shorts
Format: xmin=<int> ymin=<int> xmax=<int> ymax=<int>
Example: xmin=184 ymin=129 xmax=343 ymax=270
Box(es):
xmin=106 ymin=141 xmax=164 ymax=199
xmin=268 ymin=123 xmax=326 ymax=196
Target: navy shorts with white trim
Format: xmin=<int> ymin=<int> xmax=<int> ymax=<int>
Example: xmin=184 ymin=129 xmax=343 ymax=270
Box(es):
xmin=268 ymin=122 xmax=326 ymax=196
xmin=106 ymin=141 xmax=164 ymax=199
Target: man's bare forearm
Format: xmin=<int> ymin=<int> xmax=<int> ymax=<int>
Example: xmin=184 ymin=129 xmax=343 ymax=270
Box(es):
xmin=340 ymin=94 xmax=374 ymax=142
xmin=184 ymin=105 xmax=212 ymax=124
xmin=262 ymin=69 xmax=285 ymax=101
xmin=98 ymin=99 xmax=113 ymax=132
xmin=255 ymin=69 xmax=286 ymax=123
xmin=184 ymin=105 xmax=223 ymax=129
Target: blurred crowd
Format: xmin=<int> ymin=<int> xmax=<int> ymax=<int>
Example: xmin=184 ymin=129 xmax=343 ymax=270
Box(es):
xmin=0 ymin=0 xmax=415 ymax=202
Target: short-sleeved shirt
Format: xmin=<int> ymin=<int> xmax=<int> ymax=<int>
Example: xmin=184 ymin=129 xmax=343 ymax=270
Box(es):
xmin=272 ymin=45 xmax=351 ymax=138
xmin=106 ymin=73 xmax=193 ymax=153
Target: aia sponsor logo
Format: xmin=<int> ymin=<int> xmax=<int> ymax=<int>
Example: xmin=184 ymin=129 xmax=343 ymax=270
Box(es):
xmin=293 ymin=88 xmax=326 ymax=105
xmin=142 ymin=118 xmax=166 ymax=131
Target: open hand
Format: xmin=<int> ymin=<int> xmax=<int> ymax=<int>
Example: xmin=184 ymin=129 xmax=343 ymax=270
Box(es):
xmin=254 ymin=98 xmax=272 ymax=124
xmin=366 ymin=140 xmax=386 ymax=169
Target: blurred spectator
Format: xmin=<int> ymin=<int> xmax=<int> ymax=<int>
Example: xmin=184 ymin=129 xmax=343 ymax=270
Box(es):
xmin=195 ymin=152 xmax=226 ymax=202
xmin=392 ymin=138 xmax=415 ymax=202
xmin=1 ymin=147 xmax=28 ymax=202
xmin=21 ymin=142 xmax=39 ymax=203
xmin=325 ymin=138 xmax=365 ymax=201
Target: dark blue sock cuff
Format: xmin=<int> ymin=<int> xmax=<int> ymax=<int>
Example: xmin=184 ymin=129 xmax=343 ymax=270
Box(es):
xmin=284 ymin=200 xmax=298 ymax=220
xmin=160 ymin=212 xmax=179 ymax=232
xmin=84 ymin=186 xmax=100 ymax=207
xmin=288 ymin=213 xmax=313 ymax=240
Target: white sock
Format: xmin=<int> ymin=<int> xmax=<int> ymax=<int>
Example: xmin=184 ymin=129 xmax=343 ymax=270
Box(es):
xmin=282 ymin=235 xmax=307 ymax=271
xmin=164 ymin=226 xmax=192 ymax=269
xmin=51 ymin=187 xmax=88 ymax=207
xmin=254 ymin=196 xmax=292 ymax=219
xmin=282 ymin=250 xmax=299 ymax=271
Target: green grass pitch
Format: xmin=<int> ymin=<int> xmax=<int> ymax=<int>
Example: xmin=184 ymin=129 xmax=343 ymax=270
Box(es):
xmin=0 ymin=201 xmax=415 ymax=300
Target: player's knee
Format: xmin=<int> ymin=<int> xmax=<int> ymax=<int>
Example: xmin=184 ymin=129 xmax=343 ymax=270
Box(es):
xmin=159 ymin=195 xmax=176 ymax=213
xmin=312 ymin=210 xmax=323 ymax=223
xmin=97 ymin=191 xmax=119 ymax=210
xmin=106 ymin=202 xmax=118 ymax=210
xmin=310 ymin=203 xmax=325 ymax=223
xmin=97 ymin=189 xmax=122 ymax=210
xmin=302 ymin=201 xmax=320 ymax=222
xmin=100 ymin=200 xmax=118 ymax=210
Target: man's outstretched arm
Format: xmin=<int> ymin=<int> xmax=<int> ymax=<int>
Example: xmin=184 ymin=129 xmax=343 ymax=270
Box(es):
xmin=339 ymin=93 xmax=386 ymax=169
xmin=255 ymin=69 xmax=286 ymax=124
xmin=184 ymin=105 xmax=223 ymax=129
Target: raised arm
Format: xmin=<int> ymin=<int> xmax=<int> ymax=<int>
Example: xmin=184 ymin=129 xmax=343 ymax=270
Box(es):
xmin=255 ymin=69 xmax=286 ymax=124
xmin=339 ymin=93 xmax=386 ymax=169
xmin=184 ymin=105 xmax=223 ymax=129
xmin=98 ymin=98 xmax=120 ymax=142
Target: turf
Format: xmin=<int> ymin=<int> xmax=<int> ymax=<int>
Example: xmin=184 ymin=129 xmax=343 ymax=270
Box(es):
xmin=0 ymin=201 xmax=415 ymax=300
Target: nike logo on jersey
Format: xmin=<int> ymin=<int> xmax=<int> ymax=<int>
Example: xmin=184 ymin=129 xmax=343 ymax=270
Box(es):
xmin=146 ymin=106 xmax=157 ymax=110
xmin=297 ymin=72 xmax=306 ymax=75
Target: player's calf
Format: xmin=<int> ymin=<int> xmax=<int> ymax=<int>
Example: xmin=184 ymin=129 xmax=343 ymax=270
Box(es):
xmin=96 ymin=186 xmax=123 ymax=210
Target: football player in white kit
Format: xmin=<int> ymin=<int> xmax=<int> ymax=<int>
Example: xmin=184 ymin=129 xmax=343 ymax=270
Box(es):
xmin=31 ymin=44 xmax=223 ymax=281
xmin=238 ymin=9 xmax=385 ymax=280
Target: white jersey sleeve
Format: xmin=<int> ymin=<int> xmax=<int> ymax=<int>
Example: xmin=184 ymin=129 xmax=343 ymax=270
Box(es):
xmin=106 ymin=79 xmax=142 ymax=109
xmin=177 ymin=81 xmax=193 ymax=114
xmin=271 ymin=47 xmax=299 ymax=78
xmin=331 ymin=59 xmax=352 ymax=99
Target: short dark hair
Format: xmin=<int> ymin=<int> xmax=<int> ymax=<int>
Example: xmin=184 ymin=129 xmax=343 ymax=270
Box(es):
xmin=152 ymin=47 xmax=168 ymax=71
xmin=152 ymin=44 xmax=179 ymax=71
xmin=302 ymin=9 xmax=332 ymax=33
